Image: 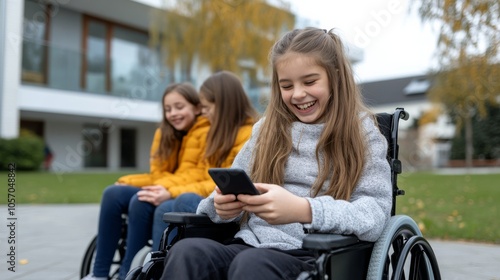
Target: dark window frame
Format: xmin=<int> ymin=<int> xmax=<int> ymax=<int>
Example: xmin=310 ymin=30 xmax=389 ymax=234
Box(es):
xmin=21 ymin=1 xmax=52 ymax=85
xmin=80 ymin=15 xmax=150 ymax=93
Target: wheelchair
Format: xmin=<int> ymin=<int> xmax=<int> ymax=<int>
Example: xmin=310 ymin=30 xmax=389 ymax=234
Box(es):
xmin=80 ymin=214 xmax=152 ymax=279
xmin=126 ymin=108 xmax=442 ymax=280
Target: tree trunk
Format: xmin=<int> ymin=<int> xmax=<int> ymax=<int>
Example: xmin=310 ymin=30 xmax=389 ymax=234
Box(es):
xmin=185 ymin=55 xmax=193 ymax=83
xmin=464 ymin=113 xmax=474 ymax=168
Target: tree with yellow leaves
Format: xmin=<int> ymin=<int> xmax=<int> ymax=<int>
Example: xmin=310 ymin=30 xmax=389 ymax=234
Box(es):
xmin=413 ymin=0 xmax=500 ymax=167
xmin=150 ymin=0 xmax=295 ymax=82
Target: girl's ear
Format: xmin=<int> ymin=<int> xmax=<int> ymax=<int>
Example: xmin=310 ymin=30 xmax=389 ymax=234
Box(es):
xmin=194 ymin=103 xmax=202 ymax=116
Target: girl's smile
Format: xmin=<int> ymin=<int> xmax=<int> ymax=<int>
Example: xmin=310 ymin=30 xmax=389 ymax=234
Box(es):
xmin=277 ymin=53 xmax=330 ymax=124
xmin=164 ymin=91 xmax=201 ymax=131
xmin=294 ymin=100 xmax=317 ymax=111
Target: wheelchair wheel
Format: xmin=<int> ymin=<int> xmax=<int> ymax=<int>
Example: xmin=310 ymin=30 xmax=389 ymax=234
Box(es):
xmin=367 ymin=215 xmax=440 ymax=280
xmin=80 ymin=236 xmax=97 ymax=278
xmin=124 ymin=266 xmax=142 ymax=280
xmin=81 ymin=215 xmax=129 ymax=279
xmin=80 ymin=235 xmax=127 ymax=280
xmin=125 ymin=250 xmax=167 ymax=280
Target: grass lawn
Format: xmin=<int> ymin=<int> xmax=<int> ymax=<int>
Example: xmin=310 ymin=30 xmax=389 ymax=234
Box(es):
xmin=1 ymin=170 xmax=499 ymax=244
xmin=396 ymin=172 xmax=500 ymax=244
xmin=0 ymin=171 xmax=129 ymax=204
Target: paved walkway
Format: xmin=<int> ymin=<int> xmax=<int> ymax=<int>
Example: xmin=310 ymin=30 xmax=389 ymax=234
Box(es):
xmin=0 ymin=204 xmax=499 ymax=280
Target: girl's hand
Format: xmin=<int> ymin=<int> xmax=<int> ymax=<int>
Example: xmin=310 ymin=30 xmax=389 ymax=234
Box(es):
xmin=137 ymin=185 xmax=171 ymax=206
xmin=237 ymin=183 xmax=312 ymax=225
xmin=213 ymin=187 xmax=246 ymax=220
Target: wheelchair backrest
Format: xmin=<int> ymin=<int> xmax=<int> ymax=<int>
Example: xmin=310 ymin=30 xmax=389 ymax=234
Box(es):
xmin=375 ymin=108 xmax=409 ymax=216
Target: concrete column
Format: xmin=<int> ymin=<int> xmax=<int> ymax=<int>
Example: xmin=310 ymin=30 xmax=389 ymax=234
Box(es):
xmin=107 ymin=125 xmax=120 ymax=171
xmin=0 ymin=0 xmax=24 ymax=138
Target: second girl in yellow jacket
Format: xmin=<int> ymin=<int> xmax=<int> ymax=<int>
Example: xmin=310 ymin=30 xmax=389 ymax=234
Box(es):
xmin=137 ymin=71 xmax=259 ymax=253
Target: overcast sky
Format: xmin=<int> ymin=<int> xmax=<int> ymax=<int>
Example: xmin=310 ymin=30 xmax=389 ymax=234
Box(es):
xmin=288 ymin=0 xmax=439 ymax=82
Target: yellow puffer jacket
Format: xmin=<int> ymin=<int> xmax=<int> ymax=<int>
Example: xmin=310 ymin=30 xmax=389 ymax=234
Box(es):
xmin=117 ymin=117 xmax=210 ymax=187
xmin=167 ymin=119 xmax=254 ymax=198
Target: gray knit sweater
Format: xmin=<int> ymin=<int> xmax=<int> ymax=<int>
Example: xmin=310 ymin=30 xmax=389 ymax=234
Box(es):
xmin=197 ymin=116 xmax=392 ymax=250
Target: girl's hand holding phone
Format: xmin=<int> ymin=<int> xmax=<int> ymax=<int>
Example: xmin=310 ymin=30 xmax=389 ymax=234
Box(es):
xmin=213 ymin=187 xmax=247 ymax=220
xmin=237 ymin=183 xmax=312 ymax=225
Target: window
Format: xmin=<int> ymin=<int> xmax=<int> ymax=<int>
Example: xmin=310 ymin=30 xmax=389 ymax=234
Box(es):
xmin=84 ymin=20 xmax=108 ymax=93
xmin=82 ymin=16 xmax=164 ymax=100
xmin=22 ymin=0 xmax=50 ymax=84
xmin=120 ymin=128 xmax=136 ymax=168
xmin=403 ymin=78 xmax=431 ymax=95
xmin=20 ymin=120 xmax=44 ymax=138
xmin=82 ymin=125 xmax=108 ymax=167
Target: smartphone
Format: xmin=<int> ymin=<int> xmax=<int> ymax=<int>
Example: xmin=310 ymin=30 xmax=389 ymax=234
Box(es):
xmin=208 ymin=168 xmax=259 ymax=196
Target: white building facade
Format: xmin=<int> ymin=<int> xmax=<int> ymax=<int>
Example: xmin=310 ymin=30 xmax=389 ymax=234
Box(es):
xmin=0 ymin=0 xmax=181 ymax=174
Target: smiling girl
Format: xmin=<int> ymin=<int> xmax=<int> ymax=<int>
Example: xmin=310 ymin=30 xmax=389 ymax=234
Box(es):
xmin=159 ymin=27 xmax=392 ymax=280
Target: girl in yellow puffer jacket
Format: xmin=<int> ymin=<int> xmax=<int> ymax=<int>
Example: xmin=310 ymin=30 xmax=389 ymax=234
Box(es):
xmin=83 ymin=82 xmax=209 ymax=280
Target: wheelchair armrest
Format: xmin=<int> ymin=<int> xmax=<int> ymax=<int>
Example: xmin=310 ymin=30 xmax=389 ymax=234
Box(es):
xmin=162 ymin=212 xmax=239 ymax=245
xmin=163 ymin=212 xmax=215 ymax=225
xmin=302 ymin=233 xmax=360 ymax=251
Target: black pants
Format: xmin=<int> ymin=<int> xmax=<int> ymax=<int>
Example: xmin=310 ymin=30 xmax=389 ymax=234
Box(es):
xmin=160 ymin=238 xmax=315 ymax=280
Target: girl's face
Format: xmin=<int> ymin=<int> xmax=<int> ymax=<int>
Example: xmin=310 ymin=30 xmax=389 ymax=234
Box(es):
xmin=276 ymin=53 xmax=331 ymax=124
xmin=163 ymin=91 xmax=201 ymax=131
xmin=200 ymin=94 xmax=216 ymax=124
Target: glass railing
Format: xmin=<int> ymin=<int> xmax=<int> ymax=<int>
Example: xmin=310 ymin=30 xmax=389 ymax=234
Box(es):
xmin=247 ymin=87 xmax=269 ymax=113
xmin=21 ymin=39 xmax=269 ymax=111
xmin=21 ymin=39 xmax=172 ymax=102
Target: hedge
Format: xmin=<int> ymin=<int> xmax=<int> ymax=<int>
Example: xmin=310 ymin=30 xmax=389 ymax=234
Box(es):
xmin=0 ymin=135 xmax=44 ymax=171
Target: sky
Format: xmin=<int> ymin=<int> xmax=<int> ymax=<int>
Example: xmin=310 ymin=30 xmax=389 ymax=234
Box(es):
xmin=136 ymin=0 xmax=439 ymax=83
xmin=287 ymin=0 xmax=439 ymax=83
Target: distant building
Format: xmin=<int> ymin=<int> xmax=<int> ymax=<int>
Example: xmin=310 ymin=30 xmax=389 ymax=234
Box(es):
xmin=0 ymin=0 xmax=179 ymax=174
xmin=360 ymin=75 xmax=455 ymax=168
xmin=0 ymin=0 xmax=364 ymax=173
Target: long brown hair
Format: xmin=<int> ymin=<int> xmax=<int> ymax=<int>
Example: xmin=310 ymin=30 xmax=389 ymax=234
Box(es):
xmin=200 ymin=71 xmax=259 ymax=167
xmin=251 ymin=27 xmax=373 ymax=201
xmin=157 ymin=83 xmax=201 ymax=163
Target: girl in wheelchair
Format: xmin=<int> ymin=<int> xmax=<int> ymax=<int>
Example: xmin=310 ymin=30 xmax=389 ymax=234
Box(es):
xmin=82 ymin=83 xmax=210 ymax=280
xmin=159 ymin=27 xmax=393 ymax=280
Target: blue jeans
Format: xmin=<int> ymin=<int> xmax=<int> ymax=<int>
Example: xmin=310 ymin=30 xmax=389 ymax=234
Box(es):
xmin=93 ymin=188 xmax=203 ymax=279
xmin=152 ymin=193 xmax=204 ymax=250
xmin=93 ymin=185 xmax=155 ymax=280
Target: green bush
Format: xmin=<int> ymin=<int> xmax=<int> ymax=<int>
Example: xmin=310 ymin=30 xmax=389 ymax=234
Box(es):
xmin=0 ymin=135 xmax=44 ymax=171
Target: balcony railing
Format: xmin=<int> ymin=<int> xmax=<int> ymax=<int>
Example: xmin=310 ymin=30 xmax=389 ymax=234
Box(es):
xmin=21 ymin=39 xmax=172 ymax=102
xmin=21 ymin=39 xmax=269 ymax=112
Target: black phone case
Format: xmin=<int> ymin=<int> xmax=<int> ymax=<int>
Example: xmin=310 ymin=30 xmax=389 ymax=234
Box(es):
xmin=208 ymin=168 xmax=259 ymax=195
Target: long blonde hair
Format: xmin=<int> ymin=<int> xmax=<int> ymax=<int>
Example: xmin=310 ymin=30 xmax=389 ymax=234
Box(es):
xmin=251 ymin=27 xmax=372 ymax=200
xmin=200 ymin=71 xmax=259 ymax=167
